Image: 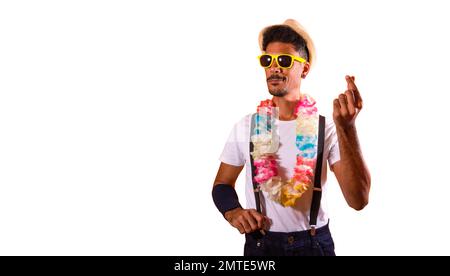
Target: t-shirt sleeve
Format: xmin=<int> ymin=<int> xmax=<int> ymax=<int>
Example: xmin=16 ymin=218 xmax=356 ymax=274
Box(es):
xmin=219 ymin=122 xmax=246 ymax=167
xmin=327 ymin=119 xmax=341 ymax=167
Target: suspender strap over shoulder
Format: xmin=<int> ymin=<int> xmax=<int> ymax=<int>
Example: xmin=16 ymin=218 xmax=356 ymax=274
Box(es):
xmin=250 ymin=113 xmax=262 ymax=214
xmin=309 ymin=115 xmax=325 ymax=236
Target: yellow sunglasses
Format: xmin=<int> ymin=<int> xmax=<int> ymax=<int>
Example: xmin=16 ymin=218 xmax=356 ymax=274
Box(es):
xmin=257 ymin=54 xmax=307 ymax=69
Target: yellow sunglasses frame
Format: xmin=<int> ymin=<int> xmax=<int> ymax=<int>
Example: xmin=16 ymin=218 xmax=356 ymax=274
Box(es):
xmin=257 ymin=53 xmax=307 ymax=69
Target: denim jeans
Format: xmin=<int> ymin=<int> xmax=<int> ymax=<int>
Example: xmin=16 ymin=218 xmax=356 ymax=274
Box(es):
xmin=244 ymin=223 xmax=336 ymax=256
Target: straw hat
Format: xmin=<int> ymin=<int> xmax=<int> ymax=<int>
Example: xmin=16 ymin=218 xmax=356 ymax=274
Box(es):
xmin=258 ymin=19 xmax=316 ymax=68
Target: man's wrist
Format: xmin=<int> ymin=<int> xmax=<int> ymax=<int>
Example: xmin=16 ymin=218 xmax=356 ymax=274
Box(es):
xmin=336 ymin=123 xmax=356 ymax=133
xmin=212 ymin=184 xmax=242 ymax=217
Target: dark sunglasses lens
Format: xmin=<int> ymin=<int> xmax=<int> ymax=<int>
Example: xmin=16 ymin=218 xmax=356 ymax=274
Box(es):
xmin=278 ymin=55 xmax=293 ymax=68
xmin=260 ymin=55 xmax=272 ymax=67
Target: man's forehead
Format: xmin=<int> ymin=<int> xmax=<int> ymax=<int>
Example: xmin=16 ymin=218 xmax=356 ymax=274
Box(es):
xmin=265 ymin=42 xmax=298 ymax=54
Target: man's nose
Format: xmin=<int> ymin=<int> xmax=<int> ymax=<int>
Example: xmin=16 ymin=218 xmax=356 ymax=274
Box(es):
xmin=269 ymin=59 xmax=282 ymax=74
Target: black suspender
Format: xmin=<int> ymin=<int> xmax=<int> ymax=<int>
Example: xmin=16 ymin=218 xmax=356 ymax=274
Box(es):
xmin=249 ymin=114 xmax=326 ymax=236
xmin=309 ymin=115 xmax=325 ymax=235
xmin=250 ymin=114 xmax=262 ymax=214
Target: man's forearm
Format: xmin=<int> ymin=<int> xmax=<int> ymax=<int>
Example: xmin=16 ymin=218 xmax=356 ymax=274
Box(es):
xmin=336 ymin=125 xmax=371 ymax=209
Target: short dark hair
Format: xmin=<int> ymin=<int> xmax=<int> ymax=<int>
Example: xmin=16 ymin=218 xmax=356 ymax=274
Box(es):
xmin=262 ymin=25 xmax=309 ymax=61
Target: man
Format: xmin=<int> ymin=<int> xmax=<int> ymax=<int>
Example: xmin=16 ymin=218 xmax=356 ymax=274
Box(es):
xmin=212 ymin=19 xmax=371 ymax=256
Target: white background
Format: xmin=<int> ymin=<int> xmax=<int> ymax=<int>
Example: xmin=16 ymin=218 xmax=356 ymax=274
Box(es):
xmin=1 ymin=0 xmax=449 ymax=256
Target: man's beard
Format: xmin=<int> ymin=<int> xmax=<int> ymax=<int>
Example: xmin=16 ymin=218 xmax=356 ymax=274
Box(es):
xmin=269 ymin=87 xmax=288 ymax=97
xmin=267 ymin=75 xmax=288 ymax=97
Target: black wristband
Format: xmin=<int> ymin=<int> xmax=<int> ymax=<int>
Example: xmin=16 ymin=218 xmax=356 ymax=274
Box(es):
xmin=212 ymin=184 xmax=242 ymax=217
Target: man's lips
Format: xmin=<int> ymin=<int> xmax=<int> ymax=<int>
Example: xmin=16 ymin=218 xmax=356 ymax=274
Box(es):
xmin=267 ymin=78 xmax=285 ymax=85
xmin=267 ymin=76 xmax=286 ymax=83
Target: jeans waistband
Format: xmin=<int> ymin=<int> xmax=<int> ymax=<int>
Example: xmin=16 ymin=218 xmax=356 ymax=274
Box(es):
xmin=247 ymin=222 xmax=331 ymax=241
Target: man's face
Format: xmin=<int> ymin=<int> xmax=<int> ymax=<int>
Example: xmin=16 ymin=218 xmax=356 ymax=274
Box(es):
xmin=263 ymin=42 xmax=309 ymax=98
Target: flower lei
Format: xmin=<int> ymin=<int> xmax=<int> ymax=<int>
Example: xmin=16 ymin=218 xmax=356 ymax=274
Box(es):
xmin=251 ymin=94 xmax=319 ymax=207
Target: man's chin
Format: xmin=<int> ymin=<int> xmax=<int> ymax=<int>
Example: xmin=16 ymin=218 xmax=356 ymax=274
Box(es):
xmin=268 ymin=89 xmax=288 ymax=97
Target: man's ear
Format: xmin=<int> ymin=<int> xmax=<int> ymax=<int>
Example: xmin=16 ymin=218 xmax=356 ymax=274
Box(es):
xmin=301 ymin=62 xmax=311 ymax=79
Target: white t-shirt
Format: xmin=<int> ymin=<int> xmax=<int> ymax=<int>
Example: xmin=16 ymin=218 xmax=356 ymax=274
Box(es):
xmin=219 ymin=113 xmax=341 ymax=232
